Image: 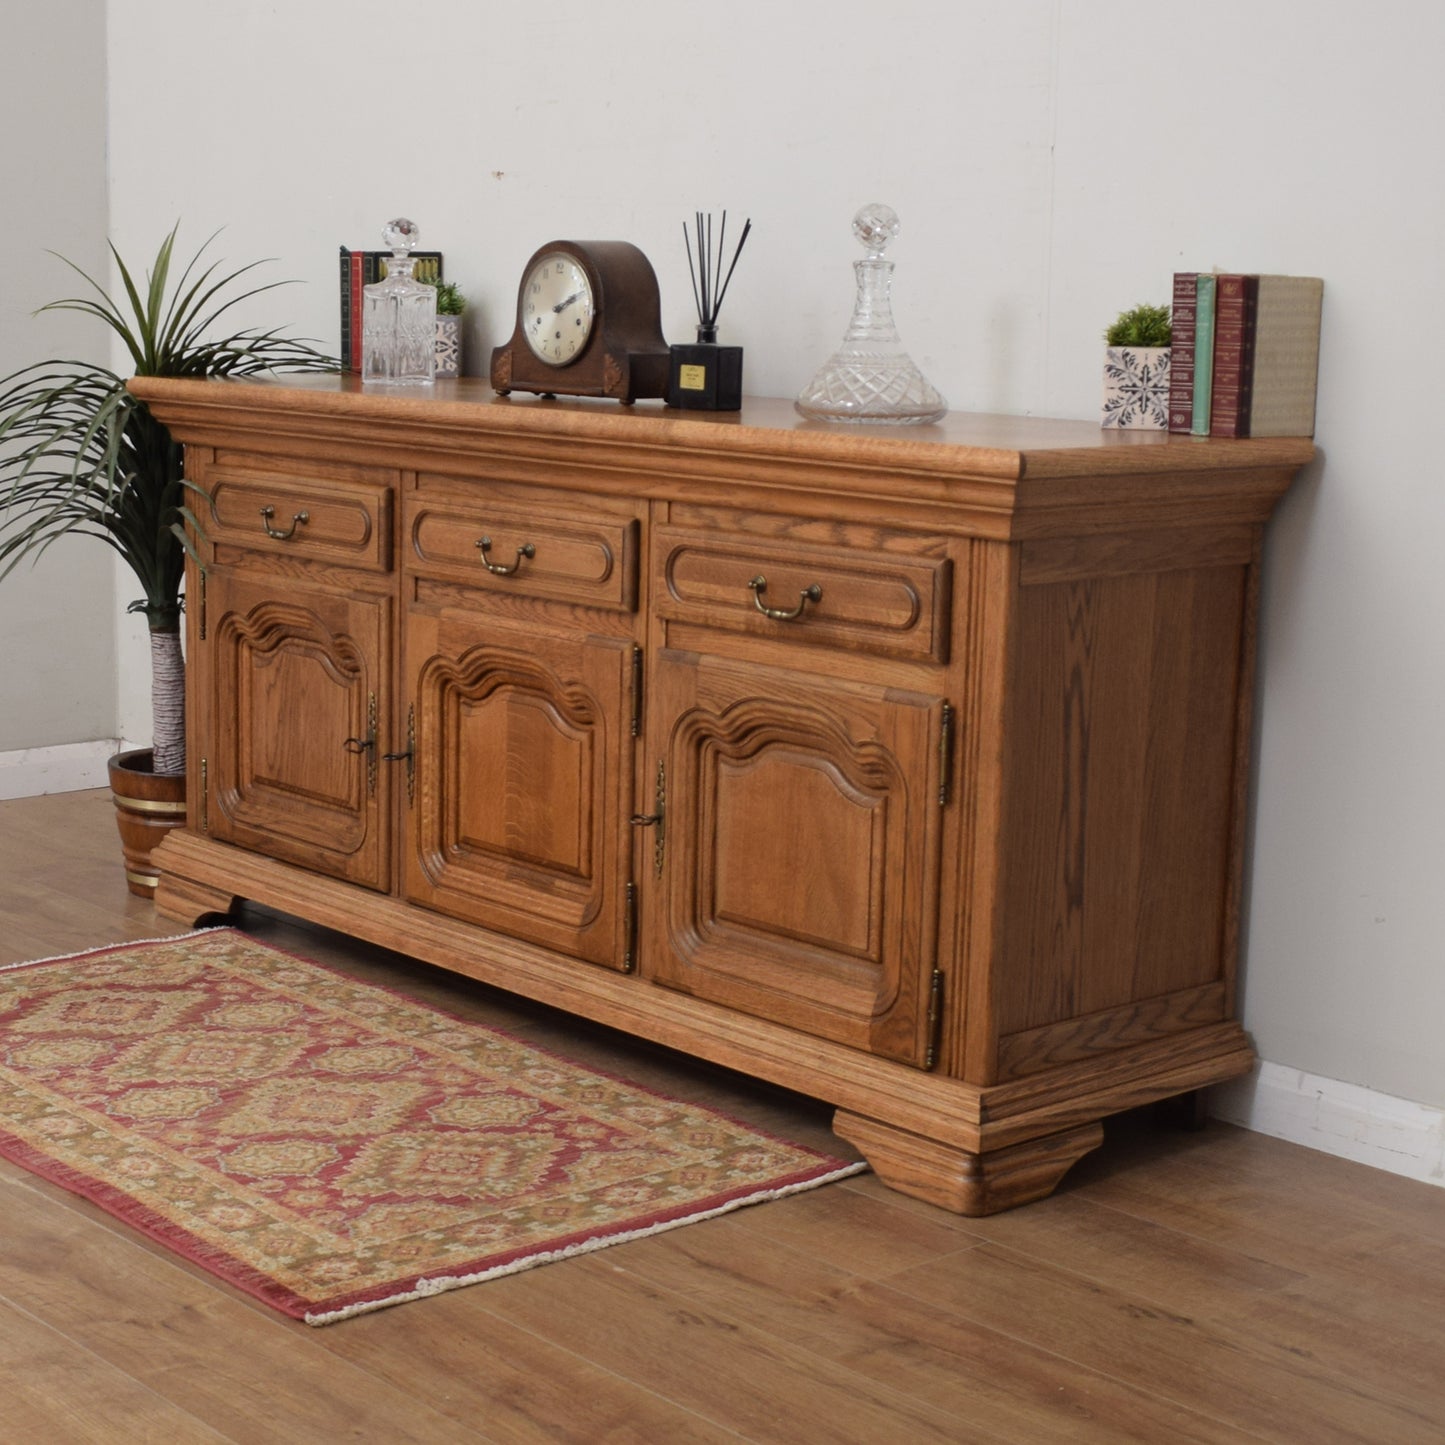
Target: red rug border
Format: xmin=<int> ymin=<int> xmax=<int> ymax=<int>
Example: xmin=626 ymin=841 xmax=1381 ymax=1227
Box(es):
xmin=0 ymin=928 xmax=866 ymax=1324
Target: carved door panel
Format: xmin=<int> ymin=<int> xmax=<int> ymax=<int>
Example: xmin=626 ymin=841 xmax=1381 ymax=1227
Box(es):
xmin=643 ymin=649 xmax=948 ymax=1065
xmin=401 ymin=609 xmax=635 ymax=968
xmin=200 ymin=570 xmax=392 ymax=889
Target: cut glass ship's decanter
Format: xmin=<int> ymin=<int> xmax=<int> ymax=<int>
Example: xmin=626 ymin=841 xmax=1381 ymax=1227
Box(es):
xmin=795 ymin=204 xmax=946 ymax=425
xmin=361 ymin=218 xmax=436 ymax=384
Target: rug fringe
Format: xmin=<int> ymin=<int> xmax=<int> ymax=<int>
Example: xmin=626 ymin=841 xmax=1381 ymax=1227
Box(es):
xmin=0 ymin=926 xmax=227 ymax=975
xmin=304 ymin=1160 xmax=869 ymax=1325
xmin=3 ymin=929 xmax=870 ymax=1326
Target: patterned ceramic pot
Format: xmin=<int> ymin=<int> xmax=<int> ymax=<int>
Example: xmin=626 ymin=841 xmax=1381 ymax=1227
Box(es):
xmin=435 ymin=315 xmax=462 ymax=379
xmin=1101 ymin=345 xmax=1170 ymax=429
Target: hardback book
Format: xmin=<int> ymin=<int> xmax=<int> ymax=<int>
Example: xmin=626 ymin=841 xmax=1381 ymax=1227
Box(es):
xmin=1209 ymin=274 xmax=1259 ymax=437
xmin=1167 ymin=272 xmax=1198 ymax=433
xmin=1248 ymin=275 xmax=1324 ymax=437
xmin=347 ymin=249 xmax=365 ymax=371
xmin=339 ymin=248 xmax=444 ymax=371
xmin=338 ymin=246 xmax=352 ymax=372
xmin=357 ymin=249 xmax=443 ymax=285
xmin=1190 ymin=274 xmax=1217 ymax=436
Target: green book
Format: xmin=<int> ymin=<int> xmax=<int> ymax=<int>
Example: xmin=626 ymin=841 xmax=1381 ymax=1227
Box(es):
xmin=1191 ymin=274 xmax=1216 ymax=436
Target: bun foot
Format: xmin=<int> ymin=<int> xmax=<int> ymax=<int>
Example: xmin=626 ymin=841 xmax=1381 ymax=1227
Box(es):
xmin=833 ymin=1110 xmax=1105 ymax=1216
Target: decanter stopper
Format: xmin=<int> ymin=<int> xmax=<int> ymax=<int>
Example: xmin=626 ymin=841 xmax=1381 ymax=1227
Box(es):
xmin=795 ymin=204 xmax=947 ymax=425
xmin=361 ymin=217 xmax=437 ymax=385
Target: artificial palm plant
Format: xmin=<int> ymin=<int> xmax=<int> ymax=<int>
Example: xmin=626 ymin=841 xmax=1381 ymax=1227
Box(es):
xmin=0 ymin=225 xmax=336 ymax=778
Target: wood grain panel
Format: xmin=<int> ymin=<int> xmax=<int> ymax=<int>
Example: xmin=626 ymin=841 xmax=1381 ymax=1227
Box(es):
xmin=196 ymin=460 xmax=394 ymax=572
xmin=1018 ymin=524 xmax=1256 ymax=585
xmin=406 ymin=494 xmax=639 ymax=612
xmin=994 ymin=564 xmax=1247 ymax=1038
xmin=654 ymin=522 xmax=952 ymax=663
xmin=402 ymin=610 xmax=634 ymax=969
xmin=996 ymin=982 xmax=1228 ymax=1081
xmin=200 ymin=570 xmax=392 ymax=891
xmin=645 ymin=649 xmax=946 ymax=1066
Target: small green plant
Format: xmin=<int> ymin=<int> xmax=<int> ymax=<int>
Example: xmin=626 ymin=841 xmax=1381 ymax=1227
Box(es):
xmin=1105 ymin=302 xmax=1172 ymax=347
xmin=428 ymin=280 xmax=466 ymax=316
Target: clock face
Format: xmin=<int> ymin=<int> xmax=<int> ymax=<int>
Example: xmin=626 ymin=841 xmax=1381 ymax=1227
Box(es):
xmin=522 ymin=252 xmax=596 ymax=366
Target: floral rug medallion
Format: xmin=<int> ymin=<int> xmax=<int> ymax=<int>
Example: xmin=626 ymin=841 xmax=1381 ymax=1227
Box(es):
xmin=0 ymin=930 xmax=863 ymax=1323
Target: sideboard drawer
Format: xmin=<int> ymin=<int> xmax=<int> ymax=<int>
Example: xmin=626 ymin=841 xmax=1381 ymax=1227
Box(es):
xmin=404 ymin=495 xmax=639 ymax=612
xmin=654 ymin=524 xmax=952 ymax=663
xmin=203 ymin=469 xmax=393 ymax=572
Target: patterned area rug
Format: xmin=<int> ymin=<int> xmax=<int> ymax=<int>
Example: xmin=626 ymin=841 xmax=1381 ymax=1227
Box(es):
xmin=0 ymin=929 xmax=863 ymax=1324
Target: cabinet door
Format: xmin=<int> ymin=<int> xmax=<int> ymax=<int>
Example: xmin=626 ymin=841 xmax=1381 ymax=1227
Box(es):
xmin=644 ymin=650 xmax=947 ymax=1065
xmin=402 ymin=609 xmax=635 ymax=969
xmin=200 ymin=570 xmax=392 ymax=890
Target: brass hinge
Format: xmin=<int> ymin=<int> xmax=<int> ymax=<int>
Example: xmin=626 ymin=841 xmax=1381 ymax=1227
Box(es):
xmin=197 ymin=567 xmax=207 ymax=642
xmin=365 ymin=692 xmax=378 ymax=796
xmin=200 ymin=757 xmax=209 ymax=833
xmin=369 ymin=692 xmax=379 ymax=796
xmin=629 ymin=645 xmax=643 ymax=738
xmin=382 ymin=704 xmax=416 ymax=806
xmin=623 ymin=881 xmax=638 ymax=973
xmin=629 ymin=759 xmax=666 ymax=879
xmin=938 ymin=702 xmax=954 ymax=807
xmin=924 ymin=968 xmax=945 ymax=1071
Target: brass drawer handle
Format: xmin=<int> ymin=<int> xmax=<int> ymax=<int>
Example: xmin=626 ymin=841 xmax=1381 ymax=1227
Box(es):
xmin=748 ymin=574 xmax=822 ymax=622
xmin=477 ymin=535 xmax=536 ymax=576
xmin=259 ymin=505 xmax=309 ymax=541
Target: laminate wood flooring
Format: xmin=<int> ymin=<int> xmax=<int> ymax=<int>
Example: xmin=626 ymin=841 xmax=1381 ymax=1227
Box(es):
xmin=1 ymin=789 xmax=1441 ymax=1443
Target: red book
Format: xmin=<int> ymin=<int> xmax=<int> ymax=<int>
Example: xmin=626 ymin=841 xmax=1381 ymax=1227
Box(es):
xmin=1209 ymin=274 xmax=1259 ymax=437
xmin=1167 ymin=273 xmax=1198 ymax=433
xmin=349 ymin=250 xmax=366 ymax=371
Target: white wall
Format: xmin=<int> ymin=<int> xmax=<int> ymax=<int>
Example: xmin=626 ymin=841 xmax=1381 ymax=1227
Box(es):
xmin=94 ymin=1 xmax=1445 ymax=1155
xmin=0 ymin=1 xmax=116 ymax=784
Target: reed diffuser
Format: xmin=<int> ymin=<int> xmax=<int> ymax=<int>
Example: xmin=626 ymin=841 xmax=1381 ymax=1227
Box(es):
xmin=667 ymin=210 xmax=751 ymax=411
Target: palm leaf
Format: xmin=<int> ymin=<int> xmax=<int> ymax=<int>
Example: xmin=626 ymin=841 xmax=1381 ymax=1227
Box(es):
xmin=1 ymin=225 xmax=338 ymax=774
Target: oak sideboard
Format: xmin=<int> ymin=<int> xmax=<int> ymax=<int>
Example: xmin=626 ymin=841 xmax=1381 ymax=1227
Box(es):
xmin=132 ymin=375 xmax=1314 ymax=1214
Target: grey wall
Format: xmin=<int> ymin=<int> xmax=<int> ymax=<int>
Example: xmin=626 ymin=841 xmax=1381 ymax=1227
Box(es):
xmin=0 ymin=1 xmax=115 ymax=758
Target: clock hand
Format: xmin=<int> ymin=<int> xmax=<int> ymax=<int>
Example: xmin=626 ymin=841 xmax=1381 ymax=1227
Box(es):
xmin=552 ymin=291 xmax=583 ymax=313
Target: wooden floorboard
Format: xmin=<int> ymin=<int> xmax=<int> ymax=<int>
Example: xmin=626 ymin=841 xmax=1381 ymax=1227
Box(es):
xmin=0 ymin=1292 xmax=230 ymax=1444
xmin=1 ymin=788 xmax=1442 ymax=1443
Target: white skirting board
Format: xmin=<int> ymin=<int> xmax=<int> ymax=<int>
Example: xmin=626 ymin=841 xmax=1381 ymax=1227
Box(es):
xmin=0 ymin=739 xmax=136 ymax=801
xmin=1211 ymin=1064 xmax=1445 ymax=1188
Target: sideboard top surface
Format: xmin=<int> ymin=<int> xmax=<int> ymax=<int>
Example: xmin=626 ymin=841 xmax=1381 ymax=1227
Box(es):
xmin=130 ymin=375 xmax=1316 ymax=535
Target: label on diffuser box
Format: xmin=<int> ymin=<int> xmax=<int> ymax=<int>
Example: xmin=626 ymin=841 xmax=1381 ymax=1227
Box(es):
xmin=678 ymin=364 xmax=707 ymax=391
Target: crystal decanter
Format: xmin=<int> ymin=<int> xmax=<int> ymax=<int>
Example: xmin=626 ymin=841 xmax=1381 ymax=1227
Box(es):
xmin=361 ymin=218 xmax=436 ymax=384
xmin=795 ymin=204 xmax=946 ymax=425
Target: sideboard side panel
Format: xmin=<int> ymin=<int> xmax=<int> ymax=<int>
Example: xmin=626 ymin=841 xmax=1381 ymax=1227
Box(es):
xmin=992 ymin=555 xmax=1250 ymax=1059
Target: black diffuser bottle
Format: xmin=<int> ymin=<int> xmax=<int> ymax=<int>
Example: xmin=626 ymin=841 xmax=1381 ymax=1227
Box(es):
xmin=667 ymin=212 xmax=750 ymax=411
